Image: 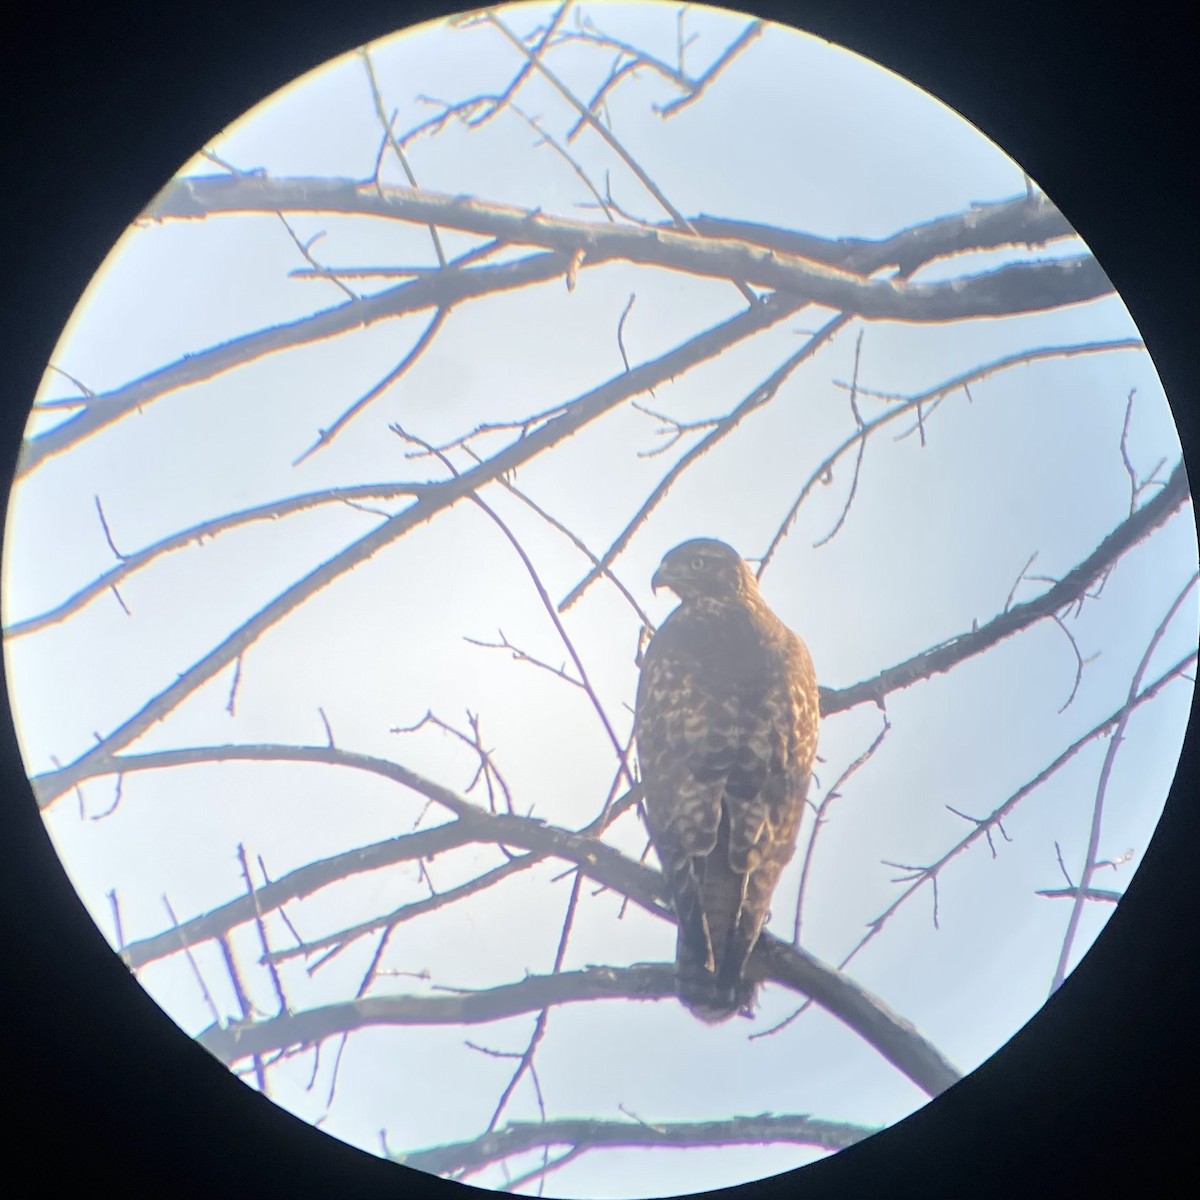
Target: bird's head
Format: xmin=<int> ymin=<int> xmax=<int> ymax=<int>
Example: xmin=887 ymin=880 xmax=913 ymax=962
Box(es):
xmin=651 ymin=538 xmax=756 ymax=602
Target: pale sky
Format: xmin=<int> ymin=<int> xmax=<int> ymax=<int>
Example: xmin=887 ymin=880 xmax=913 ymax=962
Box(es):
xmin=3 ymin=4 xmax=1196 ymax=1197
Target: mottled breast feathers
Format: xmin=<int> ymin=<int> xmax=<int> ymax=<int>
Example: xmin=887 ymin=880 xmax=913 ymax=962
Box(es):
xmin=634 ymin=538 xmax=819 ymax=1022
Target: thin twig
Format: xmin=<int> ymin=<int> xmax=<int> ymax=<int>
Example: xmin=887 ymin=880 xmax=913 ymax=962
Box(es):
xmin=1049 ymin=571 xmax=1199 ymax=992
xmin=560 ymin=311 xmax=848 ymax=611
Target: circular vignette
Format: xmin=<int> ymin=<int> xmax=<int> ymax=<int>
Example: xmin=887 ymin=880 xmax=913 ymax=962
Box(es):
xmin=2 ymin=3 xmax=1198 ymax=1199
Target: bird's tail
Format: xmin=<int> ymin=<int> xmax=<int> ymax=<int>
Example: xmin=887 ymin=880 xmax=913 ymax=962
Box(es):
xmin=675 ymin=929 xmax=757 ymax=1022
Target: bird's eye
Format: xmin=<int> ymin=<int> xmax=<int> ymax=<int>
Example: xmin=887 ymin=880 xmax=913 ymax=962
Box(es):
xmin=690 ymin=555 xmax=705 ymax=570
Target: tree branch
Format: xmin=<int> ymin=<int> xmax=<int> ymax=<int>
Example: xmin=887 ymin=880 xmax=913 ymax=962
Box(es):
xmin=690 ymin=191 xmax=1076 ymax=276
xmin=196 ymin=949 xmax=959 ymax=1097
xmin=20 ymin=248 xmax=572 ymax=476
xmin=31 ymin=292 xmax=807 ymax=810
xmin=399 ymin=1110 xmax=875 ymax=1177
xmin=51 ymin=740 xmax=958 ymax=1096
xmin=146 ymin=176 xmax=1111 ymax=322
xmin=3 ymin=482 xmax=430 ymax=637
xmin=821 ymin=460 xmax=1190 ymax=715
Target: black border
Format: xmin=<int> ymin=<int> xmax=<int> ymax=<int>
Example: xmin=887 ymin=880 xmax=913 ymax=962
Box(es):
xmin=2 ymin=3 xmax=1197 ymax=1197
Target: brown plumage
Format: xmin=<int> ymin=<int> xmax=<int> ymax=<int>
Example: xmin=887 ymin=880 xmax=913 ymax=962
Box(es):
xmin=634 ymin=538 xmax=819 ymax=1022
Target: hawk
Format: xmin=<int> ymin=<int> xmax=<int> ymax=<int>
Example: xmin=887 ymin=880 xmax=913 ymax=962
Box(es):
xmin=634 ymin=538 xmax=819 ymax=1022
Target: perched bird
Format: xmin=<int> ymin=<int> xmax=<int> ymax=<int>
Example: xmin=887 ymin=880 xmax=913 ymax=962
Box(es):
xmin=634 ymin=538 xmax=819 ymax=1022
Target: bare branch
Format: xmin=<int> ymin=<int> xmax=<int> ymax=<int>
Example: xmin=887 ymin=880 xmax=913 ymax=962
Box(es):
xmin=842 ymin=650 xmax=1195 ymax=965
xmin=237 ymin=844 xmax=287 ymax=1017
xmin=689 ymin=191 xmax=1077 ymax=276
xmin=656 ymin=19 xmax=764 ymax=117
xmin=1049 ymin=570 xmax=1199 ymax=992
xmin=146 ymin=175 xmax=1111 ymax=321
xmin=28 ymin=186 xmax=1107 ymax=477
xmin=794 ymin=716 xmax=890 ymax=944
xmin=400 ymin=1110 xmax=872 ymax=1177
xmin=66 ymin=742 xmax=668 ymax=970
xmin=759 ymin=338 xmax=1145 ymax=578
xmin=1048 ymin=613 xmax=1096 ymax=713
xmin=389 ymin=424 xmax=633 ymax=792
xmin=1035 ymin=887 xmax=1121 ymax=904
xmin=481 ymin=465 xmax=655 ymax=631
xmin=163 ymin=895 xmax=222 ymax=1028
xmin=4 ymin=482 xmax=424 ymax=638
xmin=196 ymin=945 xmax=959 ymax=1097
xmin=511 ymin=104 xmax=614 ymax=220
xmin=821 ymin=461 xmax=1190 ymax=716
xmin=64 ymin=739 xmax=956 ymax=1095
xmin=463 ymin=631 xmax=585 ymax=690
xmin=32 ymin=292 xmax=806 ymax=810
xmin=18 ymin=247 xmax=574 ymax=476
xmin=560 ymin=311 xmax=849 ymax=610
xmin=483 ymin=9 xmax=694 ymax=232
xmin=358 ymin=45 xmax=447 ymax=267
xmin=293 ymin=306 xmax=450 ymax=465
xmin=813 ymin=329 xmax=867 ymax=547
xmin=274 ymin=213 xmax=358 ymax=301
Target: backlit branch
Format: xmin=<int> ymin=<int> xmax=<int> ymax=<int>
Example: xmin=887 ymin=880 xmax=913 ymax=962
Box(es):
xmin=758 ymin=337 xmax=1145 ymax=578
xmin=32 ymin=292 xmax=808 ymax=810
xmin=3 ymin=482 xmax=426 ymax=638
xmin=689 ymin=191 xmax=1076 ymax=276
xmin=550 ymin=15 xmax=763 ymax=133
xmin=820 ymin=460 xmax=1190 ymax=716
xmin=400 ymin=1110 xmax=873 ymax=1178
xmin=146 ymin=175 xmax=1110 ymax=323
xmin=196 ymin=949 xmax=959 ymax=1098
xmin=848 ymin=651 xmax=1196 ymax=961
xmin=559 ymin=312 xmax=851 ymax=610
xmin=1049 ymin=570 xmax=1200 ymax=992
xmin=26 ymin=186 xmax=1097 ymax=478
xmin=21 ymin=248 xmax=574 ymax=475
xmin=59 ymin=739 xmax=958 ymax=1096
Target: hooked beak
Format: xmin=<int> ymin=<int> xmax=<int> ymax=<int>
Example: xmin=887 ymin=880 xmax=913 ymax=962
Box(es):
xmin=651 ymin=561 xmax=671 ymax=593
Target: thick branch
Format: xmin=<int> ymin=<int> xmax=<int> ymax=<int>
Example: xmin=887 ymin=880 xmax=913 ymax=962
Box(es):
xmin=400 ymin=1111 xmax=876 ymax=1176
xmin=27 ymin=184 xmax=1103 ymax=477
xmin=58 ymin=742 xmax=958 ymax=1095
xmin=197 ymin=951 xmax=959 ymax=1096
xmin=690 ymin=192 xmax=1076 ymax=276
xmin=147 ymin=175 xmax=1110 ymax=319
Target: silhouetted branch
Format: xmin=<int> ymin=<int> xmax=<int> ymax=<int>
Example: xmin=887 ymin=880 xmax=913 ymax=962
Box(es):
xmin=848 ymin=650 xmax=1195 ymax=960
xmin=550 ymin=14 xmax=762 ymax=132
xmin=293 ymin=306 xmax=450 ymax=464
xmin=146 ymin=176 xmax=1110 ymax=322
xmin=63 ymin=738 xmax=957 ymax=1095
xmin=21 ymin=247 xmax=575 ymax=475
xmin=483 ymin=9 xmax=694 ymax=236
xmin=197 ymin=944 xmax=959 ymax=1097
xmin=3 ymin=482 xmax=426 ymax=638
xmin=1035 ymin=887 xmax=1121 ymax=904
xmin=359 ymin=45 xmax=447 ymax=267
xmin=400 ymin=1110 xmax=873 ymax=1177
xmin=794 ymin=715 xmax=891 ymax=943
xmin=26 ymin=184 xmax=1103 ymax=478
xmin=560 ymin=312 xmax=850 ymax=610
xmin=1049 ymin=570 xmax=1199 ymax=992
xmin=758 ymin=338 xmax=1145 ymax=577
xmin=821 ymin=460 xmax=1190 ymax=716
xmin=32 ymin=293 xmax=807 ymax=810
xmin=689 ymin=191 xmax=1076 ymax=276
